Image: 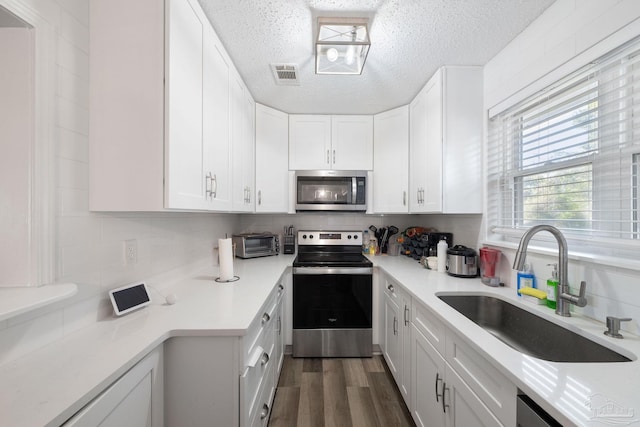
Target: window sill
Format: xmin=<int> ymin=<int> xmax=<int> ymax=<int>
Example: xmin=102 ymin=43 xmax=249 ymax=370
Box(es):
xmin=0 ymin=284 xmax=78 ymax=322
xmin=482 ymin=239 xmax=640 ymax=272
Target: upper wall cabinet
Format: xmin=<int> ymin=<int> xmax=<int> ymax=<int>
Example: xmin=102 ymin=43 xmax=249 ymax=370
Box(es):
xmin=372 ymin=106 xmax=409 ymax=213
xmin=289 ymin=115 xmax=373 ymax=170
xmin=90 ymin=0 xmax=233 ymax=211
xmin=409 ymin=66 xmax=483 ymax=214
xmin=231 ymin=72 xmax=255 ymax=212
xmin=255 ymin=104 xmax=290 ymax=213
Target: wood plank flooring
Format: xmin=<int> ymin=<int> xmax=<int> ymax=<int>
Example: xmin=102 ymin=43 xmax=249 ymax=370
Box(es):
xmin=268 ymin=355 xmax=416 ymax=427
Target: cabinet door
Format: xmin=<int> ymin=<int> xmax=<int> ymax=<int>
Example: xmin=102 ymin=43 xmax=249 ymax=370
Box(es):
xmin=422 ymin=71 xmax=444 ymax=212
xmin=383 ymin=290 xmax=401 ymax=382
xmin=399 ymin=291 xmax=412 ymax=404
xmin=331 ymin=115 xmax=373 ymax=170
xmin=203 ymin=29 xmax=232 ymax=210
xmin=444 ymin=366 xmax=503 ymax=427
xmin=372 ymin=106 xmax=409 ymax=213
xmin=165 ymin=0 xmax=209 ymax=210
xmin=409 ymin=85 xmax=428 ymax=212
xmin=64 ymin=348 xmax=163 ymax=427
xmin=231 ymin=74 xmax=255 ymax=212
xmin=289 ymin=115 xmax=331 ymax=170
xmin=411 ymin=325 xmax=446 ymax=427
xmin=255 ymin=104 xmax=289 ymax=212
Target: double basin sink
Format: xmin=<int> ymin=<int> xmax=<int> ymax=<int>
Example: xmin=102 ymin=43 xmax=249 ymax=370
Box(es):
xmin=438 ymin=294 xmax=632 ymax=363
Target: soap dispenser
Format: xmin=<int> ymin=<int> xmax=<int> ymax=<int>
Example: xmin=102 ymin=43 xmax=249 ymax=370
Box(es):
xmin=546 ymin=263 xmax=559 ymax=310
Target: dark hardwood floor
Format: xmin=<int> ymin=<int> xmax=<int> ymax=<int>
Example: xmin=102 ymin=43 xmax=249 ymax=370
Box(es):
xmin=268 ymin=355 xmax=416 ymax=427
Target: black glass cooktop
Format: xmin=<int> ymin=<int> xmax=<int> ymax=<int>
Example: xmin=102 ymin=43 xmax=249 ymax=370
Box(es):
xmin=293 ymin=251 xmax=372 ymax=268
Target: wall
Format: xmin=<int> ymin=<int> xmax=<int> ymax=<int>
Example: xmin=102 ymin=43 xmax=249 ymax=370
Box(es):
xmin=0 ymin=0 xmax=239 ymax=366
xmin=483 ymin=0 xmax=640 ymax=333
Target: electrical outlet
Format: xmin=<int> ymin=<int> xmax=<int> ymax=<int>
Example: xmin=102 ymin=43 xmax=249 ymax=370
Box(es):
xmin=124 ymin=239 xmax=137 ymax=265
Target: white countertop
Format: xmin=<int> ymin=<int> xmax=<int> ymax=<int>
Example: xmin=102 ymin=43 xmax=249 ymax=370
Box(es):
xmin=1 ymin=253 xmax=638 ymax=427
xmin=0 ymin=255 xmax=294 ymax=427
xmin=371 ymin=255 xmax=640 ymax=427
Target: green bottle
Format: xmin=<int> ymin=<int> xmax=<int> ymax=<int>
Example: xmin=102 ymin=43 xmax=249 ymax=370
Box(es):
xmin=546 ymin=263 xmax=558 ymax=310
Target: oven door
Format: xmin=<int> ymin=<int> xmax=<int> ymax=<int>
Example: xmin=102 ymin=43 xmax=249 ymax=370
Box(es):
xmin=293 ymin=267 xmax=372 ymax=329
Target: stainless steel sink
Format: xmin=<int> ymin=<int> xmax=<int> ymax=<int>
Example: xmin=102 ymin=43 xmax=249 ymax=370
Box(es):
xmin=438 ymin=294 xmax=631 ymax=363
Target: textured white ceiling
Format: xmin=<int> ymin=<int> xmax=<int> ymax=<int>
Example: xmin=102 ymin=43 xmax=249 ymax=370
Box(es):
xmin=198 ymin=0 xmax=555 ymax=115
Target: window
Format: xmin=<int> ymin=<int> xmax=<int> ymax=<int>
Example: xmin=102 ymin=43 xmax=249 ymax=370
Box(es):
xmin=488 ymin=36 xmax=640 ymax=256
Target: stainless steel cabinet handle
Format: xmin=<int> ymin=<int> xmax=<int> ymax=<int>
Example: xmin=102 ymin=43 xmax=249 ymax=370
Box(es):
xmin=333 ymin=149 xmax=336 ymax=164
xmin=278 ymin=283 xmax=284 ymax=292
xmin=212 ymin=174 xmax=217 ymax=198
xmin=387 ymin=284 xmax=394 ymax=292
xmin=262 ymin=312 xmax=270 ymax=325
xmin=403 ymin=191 xmax=407 ymax=206
xmin=258 ymin=190 xmax=262 ymax=205
xmin=261 ymin=352 xmax=270 ymax=366
xmin=260 ymin=403 xmax=270 ymax=420
xmin=327 ymin=149 xmax=330 ymax=164
xmin=442 ymin=383 xmax=449 ymax=413
xmin=393 ymin=316 xmax=398 ymax=335
xmin=435 ymin=373 xmax=442 ymax=402
xmin=404 ymin=305 xmax=410 ymax=326
xmin=205 ymin=172 xmax=212 ymax=199
xmin=277 ymin=316 xmax=282 ymax=335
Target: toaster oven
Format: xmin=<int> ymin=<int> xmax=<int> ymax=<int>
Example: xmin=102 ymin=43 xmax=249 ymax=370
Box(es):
xmin=232 ymin=233 xmax=280 ymax=259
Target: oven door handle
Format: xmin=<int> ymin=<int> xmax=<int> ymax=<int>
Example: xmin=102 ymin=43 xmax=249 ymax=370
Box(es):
xmin=293 ymin=267 xmax=373 ymax=275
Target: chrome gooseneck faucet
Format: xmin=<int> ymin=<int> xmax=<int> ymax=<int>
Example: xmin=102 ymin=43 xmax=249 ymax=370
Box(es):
xmin=513 ymin=225 xmax=587 ymax=317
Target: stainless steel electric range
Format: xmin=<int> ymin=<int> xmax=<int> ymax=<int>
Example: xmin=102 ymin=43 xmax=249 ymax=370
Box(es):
xmin=292 ymin=230 xmax=373 ymax=358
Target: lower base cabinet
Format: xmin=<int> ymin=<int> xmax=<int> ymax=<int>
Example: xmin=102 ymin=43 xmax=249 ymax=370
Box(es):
xmin=380 ymin=276 xmax=516 ymax=427
xmin=63 ymin=348 xmax=163 ymax=427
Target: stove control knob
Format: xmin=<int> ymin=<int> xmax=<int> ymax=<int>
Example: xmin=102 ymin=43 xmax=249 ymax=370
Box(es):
xmin=347 ymin=235 xmax=352 ymax=239
xmin=353 ymin=235 xmax=358 ymax=240
xmin=309 ymin=234 xmax=314 ymax=239
xmin=302 ymin=234 xmax=307 ymax=240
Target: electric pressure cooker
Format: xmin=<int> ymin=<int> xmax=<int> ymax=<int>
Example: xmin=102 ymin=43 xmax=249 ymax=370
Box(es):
xmin=446 ymin=245 xmax=478 ymax=278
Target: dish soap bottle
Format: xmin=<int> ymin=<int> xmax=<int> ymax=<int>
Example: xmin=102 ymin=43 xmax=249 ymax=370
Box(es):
xmin=517 ymin=263 xmax=536 ymax=295
xmin=546 ymin=263 xmax=558 ymax=310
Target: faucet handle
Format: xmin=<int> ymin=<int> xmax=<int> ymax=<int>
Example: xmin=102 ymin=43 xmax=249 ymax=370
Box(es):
xmin=604 ymin=316 xmax=632 ymax=339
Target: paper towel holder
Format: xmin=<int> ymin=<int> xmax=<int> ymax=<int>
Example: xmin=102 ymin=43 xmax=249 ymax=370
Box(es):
xmin=215 ymin=275 xmax=240 ymax=283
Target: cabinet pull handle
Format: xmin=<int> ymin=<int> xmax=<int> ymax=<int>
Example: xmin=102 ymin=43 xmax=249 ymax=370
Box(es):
xmin=277 ymin=315 xmax=282 ymax=335
xmin=435 ymin=373 xmax=443 ymax=402
xmin=212 ymin=174 xmax=217 ymax=198
xmin=393 ymin=316 xmax=398 ymax=335
xmin=404 ymin=305 xmax=409 ymax=326
xmin=205 ymin=173 xmax=212 ymax=199
xmin=247 ymin=187 xmax=251 ymax=204
xmin=258 ymin=190 xmax=262 ymax=205
xmin=260 ymin=403 xmax=270 ymax=420
xmin=262 ymin=312 xmax=271 ymax=325
xmin=261 ymin=352 xmax=270 ymax=366
xmin=403 ymin=191 xmax=406 ymax=206
xmin=333 ymin=149 xmax=336 ymax=164
xmin=327 ymin=149 xmax=330 ymax=164
xmin=387 ymin=284 xmax=394 ymax=292
xmin=278 ymin=283 xmax=284 ymax=292
xmin=442 ymin=383 xmax=450 ymax=413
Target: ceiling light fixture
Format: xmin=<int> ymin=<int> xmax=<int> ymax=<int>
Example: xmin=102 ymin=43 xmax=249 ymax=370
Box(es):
xmin=315 ymin=17 xmax=370 ymax=75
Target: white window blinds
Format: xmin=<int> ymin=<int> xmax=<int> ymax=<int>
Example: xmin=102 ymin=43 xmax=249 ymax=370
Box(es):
xmin=488 ymin=36 xmax=640 ymax=255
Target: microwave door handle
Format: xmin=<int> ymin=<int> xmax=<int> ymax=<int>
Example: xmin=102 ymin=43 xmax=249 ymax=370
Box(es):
xmin=352 ymin=177 xmax=357 ymax=204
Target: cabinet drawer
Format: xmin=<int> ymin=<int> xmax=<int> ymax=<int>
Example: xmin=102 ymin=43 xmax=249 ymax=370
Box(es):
xmin=241 ymin=335 xmax=275 ymax=427
xmin=248 ymin=358 xmax=276 ymax=427
xmin=445 ymin=331 xmax=516 ymax=425
xmin=412 ymin=300 xmax=446 ymax=355
xmin=243 ymin=284 xmax=282 ymax=365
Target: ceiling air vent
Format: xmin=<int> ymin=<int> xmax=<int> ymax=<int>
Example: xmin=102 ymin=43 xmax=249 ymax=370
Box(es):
xmin=270 ymin=63 xmax=300 ymax=86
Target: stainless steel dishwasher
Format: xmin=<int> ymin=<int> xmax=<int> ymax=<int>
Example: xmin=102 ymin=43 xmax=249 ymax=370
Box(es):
xmin=517 ymin=394 xmax=562 ymax=427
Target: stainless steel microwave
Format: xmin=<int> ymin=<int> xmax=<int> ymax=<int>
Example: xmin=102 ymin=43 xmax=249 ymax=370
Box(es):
xmin=295 ymin=170 xmax=367 ymax=211
xmin=232 ymin=233 xmax=279 ymax=259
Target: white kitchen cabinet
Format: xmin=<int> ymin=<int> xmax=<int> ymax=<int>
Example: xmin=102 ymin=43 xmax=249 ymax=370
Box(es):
xmin=382 ymin=275 xmax=412 ymax=404
xmin=372 ymin=106 xmax=409 ymax=213
xmin=255 ymin=104 xmax=290 ymax=213
xmin=90 ymin=0 xmax=237 ymax=211
xmin=231 ymin=73 xmax=256 ymax=212
xmin=64 ymin=348 xmax=163 ymax=427
xmin=163 ymin=281 xmax=285 ymax=427
xmin=289 ymin=115 xmax=373 ymax=170
xmin=409 ymin=66 xmax=483 ymax=213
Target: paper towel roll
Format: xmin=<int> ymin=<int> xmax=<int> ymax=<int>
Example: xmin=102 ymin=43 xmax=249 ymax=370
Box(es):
xmin=218 ymin=238 xmax=234 ymax=281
